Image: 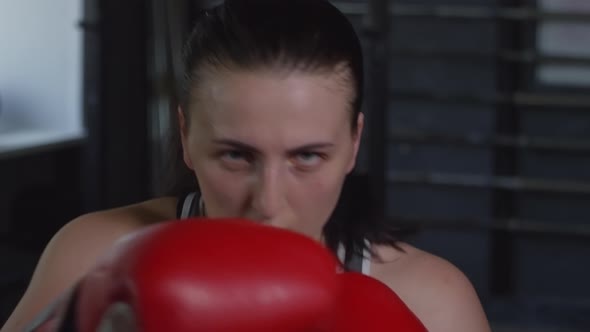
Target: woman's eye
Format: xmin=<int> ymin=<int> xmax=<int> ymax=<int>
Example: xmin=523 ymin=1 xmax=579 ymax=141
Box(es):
xmin=219 ymin=150 xmax=252 ymax=169
xmin=294 ymin=152 xmax=323 ymax=168
xmin=223 ymin=150 xmax=247 ymax=161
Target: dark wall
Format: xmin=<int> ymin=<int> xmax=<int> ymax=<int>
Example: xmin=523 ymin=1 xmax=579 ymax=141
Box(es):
xmin=1 ymin=1 xmax=589 ymax=331
xmin=0 ymin=0 xmax=152 ymax=324
xmin=341 ymin=1 xmax=590 ymax=330
xmin=0 ymin=148 xmax=83 ymax=322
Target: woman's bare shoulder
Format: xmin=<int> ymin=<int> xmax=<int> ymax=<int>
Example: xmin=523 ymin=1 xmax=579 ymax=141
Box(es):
xmin=52 ymin=196 xmax=178 ymax=248
xmin=44 ymin=196 xmax=178 ymax=271
xmin=41 ymin=196 xmax=179 ymax=284
xmin=59 ymin=194 xmax=174 ymax=238
xmin=82 ymin=196 xmax=178 ymax=226
xmin=0 ymin=197 xmax=178 ymax=332
xmin=371 ymin=242 xmax=491 ymax=332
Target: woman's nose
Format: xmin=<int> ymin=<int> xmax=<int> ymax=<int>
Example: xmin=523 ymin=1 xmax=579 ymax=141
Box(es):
xmin=251 ymin=165 xmax=284 ymax=221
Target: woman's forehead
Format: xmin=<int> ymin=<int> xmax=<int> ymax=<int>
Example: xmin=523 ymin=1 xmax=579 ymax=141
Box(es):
xmin=192 ymin=71 xmax=352 ymax=134
xmin=197 ymin=69 xmax=351 ymax=105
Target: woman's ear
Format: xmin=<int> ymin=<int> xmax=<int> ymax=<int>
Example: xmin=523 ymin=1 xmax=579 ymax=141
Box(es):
xmin=347 ymin=112 xmax=364 ymax=173
xmin=178 ymin=107 xmax=195 ymax=170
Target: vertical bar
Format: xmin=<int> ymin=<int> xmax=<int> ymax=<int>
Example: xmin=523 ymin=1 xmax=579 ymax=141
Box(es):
xmin=363 ymin=0 xmax=390 ymax=220
xmin=148 ymin=0 xmax=190 ymax=194
xmin=490 ymin=0 xmax=526 ymax=296
xmin=99 ymin=0 xmax=150 ymax=208
xmin=80 ymin=0 xmax=103 ymax=212
xmin=163 ymin=0 xmax=192 ymax=107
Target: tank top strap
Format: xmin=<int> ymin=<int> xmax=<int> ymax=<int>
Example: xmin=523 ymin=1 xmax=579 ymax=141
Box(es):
xmin=176 ymin=192 xmax=371 ymax=275
xmin=176 ymin=191 xmax=201 ymax=219
xmin=338 ymin=240 xmax=372 ymax=275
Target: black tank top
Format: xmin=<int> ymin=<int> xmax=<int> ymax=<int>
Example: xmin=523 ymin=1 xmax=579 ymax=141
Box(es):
xmin=175 ymin=192 xmax=365 ymax=273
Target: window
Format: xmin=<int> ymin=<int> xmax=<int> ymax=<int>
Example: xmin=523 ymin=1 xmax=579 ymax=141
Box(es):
xmin=0 ymin=0 xmax=85 ymax=157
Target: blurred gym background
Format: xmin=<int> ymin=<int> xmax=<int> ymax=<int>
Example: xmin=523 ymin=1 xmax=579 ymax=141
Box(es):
xmin=1 ymin=0 xmax=589 ymax=331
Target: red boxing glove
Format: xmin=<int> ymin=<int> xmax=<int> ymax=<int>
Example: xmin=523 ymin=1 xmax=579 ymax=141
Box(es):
xmin=333 ymin=272 xmax=428 ymax=332
xmin=73 ymin=218 xmax=340 ymax=332
xmin=27 ymin=218 xmax=427 ymax=332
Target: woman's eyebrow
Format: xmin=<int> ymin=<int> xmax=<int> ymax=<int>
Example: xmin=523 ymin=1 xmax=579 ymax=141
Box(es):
xmin=212 ymin=139 xmax=335 ymax=154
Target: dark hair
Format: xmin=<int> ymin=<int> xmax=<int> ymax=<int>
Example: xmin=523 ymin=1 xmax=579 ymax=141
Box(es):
xmin=163 ymin=0 xmax=405 ymax=263
xmin=180 ymin=0 xmax=363 ymax=122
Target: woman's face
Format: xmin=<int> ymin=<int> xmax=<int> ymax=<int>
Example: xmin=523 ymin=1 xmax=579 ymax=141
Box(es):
xmin=180 ymin=68 xmax=363 ymax=241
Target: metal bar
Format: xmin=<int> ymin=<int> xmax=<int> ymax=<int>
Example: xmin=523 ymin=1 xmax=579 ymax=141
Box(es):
xmin=165 ymin=0 xmax=192 ymax=105
xmin=81 ymin=0 xmax=103 ymax=213
xmin=390 ymin=5 xmax=590 ymax=22
xmin=334 ymin=2 xmax=590 ymax=22
xmin=363 ymin=0 xmax=390 ymax=221
xmin=390 ymin=48 xmax=590 ymax=66
xmin=390 ymin=90 xmax=590 ymax=109
xmin=99 ymin=0 xmax=151 ymax=208
xmin=389 ymin=215 xmax=590 ymax=238
xmin=388 ymin=129 xmax=590 ymax=154
xmin=388 ymin=171 xmax=590 ymax=195
xmin=495 ymin=0 xmax=536 ymax=295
